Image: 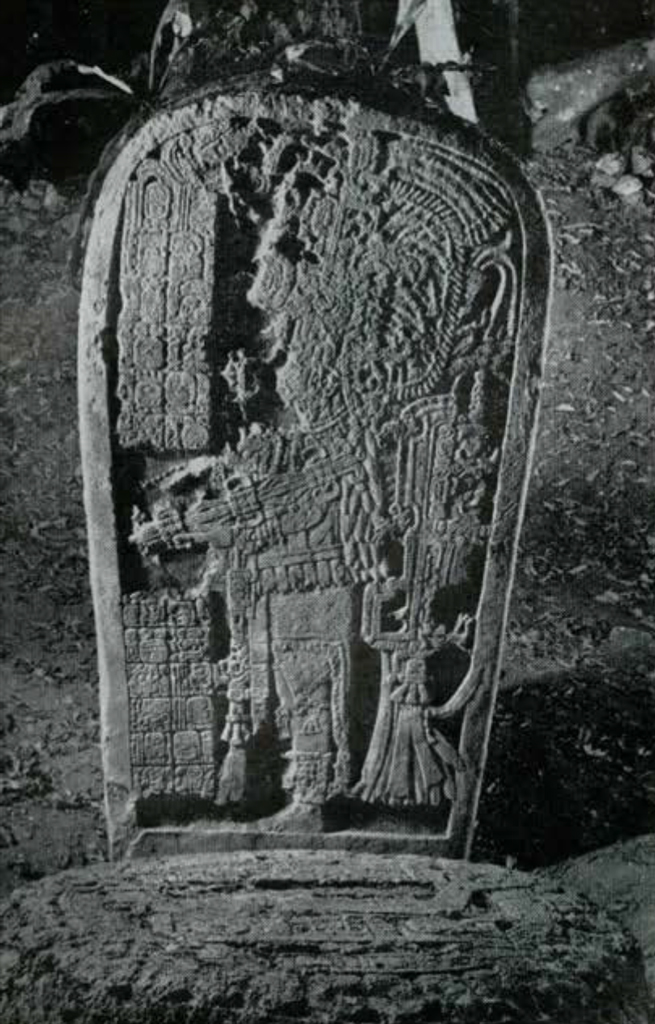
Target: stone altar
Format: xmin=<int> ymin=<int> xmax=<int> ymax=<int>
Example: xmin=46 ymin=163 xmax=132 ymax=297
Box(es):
xmin=2 ymin=851 xmax=651 ymax=1024
xmin=78 ymin=59 xmax=551 ymax=860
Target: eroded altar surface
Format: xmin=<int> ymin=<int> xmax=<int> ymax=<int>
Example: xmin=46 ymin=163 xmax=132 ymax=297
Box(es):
xmin=81 ymin=88 xmax=548 ymax=851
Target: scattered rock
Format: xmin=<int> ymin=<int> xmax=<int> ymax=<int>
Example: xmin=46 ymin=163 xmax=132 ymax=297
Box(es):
xmin=43 ymin=183 xmax=66 ymax=214
xmin=19 ymin=191 xmax=41 ymax=212
xmin=595 ymin=151 xmax=626 ymax=177
xmin=604 ymin=626 xmax=655 ymax=664
xmin=612 ymin=174 xmax=644 ymax=200
xmin=4 ymin=212 xmax=25 ymax=235
xmin=632 ymin=146 xmax=655 ymax=178
xmin=591 ymin=151 xmax=626 ymax=189
xmin=591 ymin=168 xmax=618 ymax=189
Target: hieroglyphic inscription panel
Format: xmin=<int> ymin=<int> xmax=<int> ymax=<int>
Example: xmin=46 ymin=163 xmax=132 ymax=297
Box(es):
xmin=80 ymin=78 xmax=550 ymax=856
xmin=123 ymin=594 xmax=217 ymax=799
xmin=117 ymin=158 xmax=216 ymax=450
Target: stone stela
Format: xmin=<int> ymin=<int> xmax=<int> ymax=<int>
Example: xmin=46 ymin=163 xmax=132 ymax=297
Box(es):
xmin=79 ymin=65 xmax=551 ymax=860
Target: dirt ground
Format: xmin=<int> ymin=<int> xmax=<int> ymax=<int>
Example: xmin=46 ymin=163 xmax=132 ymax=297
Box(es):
xmin=1 ymin=139 xmax=655 ymax=899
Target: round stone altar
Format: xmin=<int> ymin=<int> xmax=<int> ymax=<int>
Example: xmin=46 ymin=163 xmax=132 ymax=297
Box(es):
xmin=0 ymin=851 xmax=650 ymax=1023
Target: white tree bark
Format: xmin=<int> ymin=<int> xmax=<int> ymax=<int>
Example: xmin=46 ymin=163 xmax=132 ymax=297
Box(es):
xmin=410 ymin=0 xmax=478 ymax=122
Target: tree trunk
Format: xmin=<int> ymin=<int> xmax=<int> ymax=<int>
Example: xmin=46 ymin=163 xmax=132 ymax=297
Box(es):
xmin=413 ymin=0 xmax=477 ymax=121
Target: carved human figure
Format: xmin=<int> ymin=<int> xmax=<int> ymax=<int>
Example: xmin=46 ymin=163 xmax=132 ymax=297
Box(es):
xmin=81 ymin=80 xmax=550 ymax=855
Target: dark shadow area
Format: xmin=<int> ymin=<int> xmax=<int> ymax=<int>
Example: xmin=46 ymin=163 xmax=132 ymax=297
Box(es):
xmin=323 ymin=793 xmax=451 ymax=835
xmin=458 ymin=0 xmax=654 ymax=82
xmin=425 ymin=644 xmax=470 ymax=705
xmin=0 ymin=0 xmax=162 ymax=101
xmin=28 ymin=94 xmax=132 ymax=181
xmin=137 ymin=793 xmax=225 ymax=827
xmin=208 ymin=591 xmax=231 ymax=661
xmin=348 ymin=637 xmax=382 ymax=783
xmin=136 ymin=767 xmax=287 ymax=827
xmin=476 ymin=667 xmax=655 ymax=869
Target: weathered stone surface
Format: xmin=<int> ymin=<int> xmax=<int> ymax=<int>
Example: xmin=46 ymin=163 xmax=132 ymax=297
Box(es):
xmin=526 ymin=38 xmax=655 ymax=150
xmin=544 ymin=834 xmax=655 ymax=997
xmin=0 ymin=851 xmax=650 ymax=1024
xmin=79 ymin=62 xmax=551 ymax=859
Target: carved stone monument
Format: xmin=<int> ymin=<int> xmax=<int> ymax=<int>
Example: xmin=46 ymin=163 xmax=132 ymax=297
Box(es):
xmin=79 ymin=60 xmax=551 ymax=860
